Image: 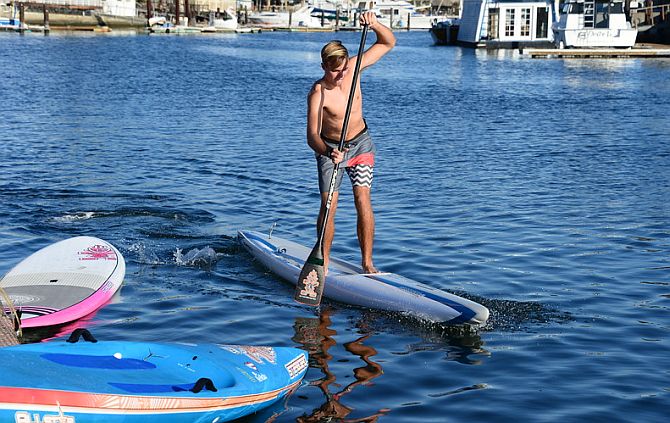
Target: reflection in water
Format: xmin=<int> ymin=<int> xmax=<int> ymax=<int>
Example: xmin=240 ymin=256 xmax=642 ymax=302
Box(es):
xmin=19 ymin=310 xmax=100 ymax=344
xmin=352 ymin=309 xmax=489 ymax=365
xmin=293 ymin=308 xmax=388 ymax=422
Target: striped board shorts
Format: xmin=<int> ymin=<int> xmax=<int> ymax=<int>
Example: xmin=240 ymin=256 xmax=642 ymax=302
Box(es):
xmin=316 ymin=127 xmax=375 ymax=193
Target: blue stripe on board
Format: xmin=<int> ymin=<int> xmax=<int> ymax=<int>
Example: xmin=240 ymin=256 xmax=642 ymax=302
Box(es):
xmin=367 ymin=274 xmax=477 ymax=324
xmin=240 ymin=231 xmax=477 ymax=324
xmin=42 ymin=353 xmax=157 ymax=370
xmin=241 ymin=232 xmax=278 ymax=255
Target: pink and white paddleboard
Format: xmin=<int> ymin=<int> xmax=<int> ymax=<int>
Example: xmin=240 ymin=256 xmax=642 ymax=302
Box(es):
xmin=1 ymin=237 xmax=125 ymax=328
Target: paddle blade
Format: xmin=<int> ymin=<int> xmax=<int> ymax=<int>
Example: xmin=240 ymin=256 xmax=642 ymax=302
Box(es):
xmin=294 ymin=244 xmax=325 ymax=306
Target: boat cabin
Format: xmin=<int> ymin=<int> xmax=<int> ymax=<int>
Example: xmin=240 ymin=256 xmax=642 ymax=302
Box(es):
xmin=552 ymin=0 xmax=637 ymax=48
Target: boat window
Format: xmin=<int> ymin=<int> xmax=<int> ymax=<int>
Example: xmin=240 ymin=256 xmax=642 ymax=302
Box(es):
xmin=520 ymin=8 xmax=531 ymax=37
xmin=536 ymin=7 xmax=549 ymax=38
xmin=567 ymin=3 xmax=584 ymax=14
xmin=609 ymin=2 xmax=624 ymax=13
xmin=595 ymin=2 xmax=608 ymax=27
xmin=505 ymin=8 xmax=515 ymax=37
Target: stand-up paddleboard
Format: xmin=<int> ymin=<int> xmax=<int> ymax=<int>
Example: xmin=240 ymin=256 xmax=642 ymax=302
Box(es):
xmin=0 ymin=333 xmax=308 ymax=422
xmin=0 ymin=236 xmax=125 ymax=328
xmin=238 ymin=230 xmax=489 ymax=325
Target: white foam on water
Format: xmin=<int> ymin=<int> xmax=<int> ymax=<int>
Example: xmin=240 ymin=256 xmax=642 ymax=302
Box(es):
xmin=53 ymin=212 xmax=96 ymax=222
xmin=174 ymin=247 xmax=220 ymax=267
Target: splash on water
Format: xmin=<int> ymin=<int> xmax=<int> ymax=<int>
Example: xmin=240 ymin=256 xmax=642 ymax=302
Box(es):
xmin=174 ymin=246 xmax=221 ymax=268
xmin=52 ymin=212 xmax=96 ymax=222
xmin=126 ymin=242 xmax=163 ymax=265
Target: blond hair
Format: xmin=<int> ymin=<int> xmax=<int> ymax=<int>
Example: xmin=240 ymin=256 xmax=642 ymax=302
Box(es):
xmin=321 ymin=40 xmax=349 ymax=71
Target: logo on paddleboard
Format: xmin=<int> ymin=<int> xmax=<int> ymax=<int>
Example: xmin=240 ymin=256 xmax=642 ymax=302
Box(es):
xmin=8 ymin=294 xmax=42 ymax=305
xmin=285 ymin=354 xmax=308 ymax=379
xmin=222 ymin=345 xmax=277 ymax=364
xmin=78 ymin=244 xmax=117 ymax=261
xmin=299 ymin=269 xmax=320 ymax=299
xmin=15 ymin=411 xmax=76 ymax=423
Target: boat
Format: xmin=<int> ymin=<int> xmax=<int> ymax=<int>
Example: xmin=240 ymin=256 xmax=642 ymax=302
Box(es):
xmin=247 ymin=5 xmax=330 ymax=29
xmin=430 ymin=18 xmax=461 ymax=45
xmin=0 ymin=2 xmax=24 ymax=32
xmin=0 ymin=16 xmax=21 ymax=31
xmin=0 ymin=333 xmax=308 ymax=422
xmin=310 ymin=0 xmax=351 ymax=23
xmin=203 ymin=8 xmax=238 ymax=32
xmin=238 ymin=230 xmax=489 ymax=326
xmin=552 ymin=0 xmax=638 ymax=48
xmin=458 ymin=0 xmax=555 ymax=48
xmin=356 ymin=0 xmax=448 ymax=30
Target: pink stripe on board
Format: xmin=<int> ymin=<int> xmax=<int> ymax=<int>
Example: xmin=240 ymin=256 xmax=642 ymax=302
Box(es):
xmin=20 ymin=280 xmax=118 ymax=328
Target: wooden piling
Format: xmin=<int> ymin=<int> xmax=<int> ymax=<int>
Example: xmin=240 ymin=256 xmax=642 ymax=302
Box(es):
xmin=146 ymin=0 xmax=153 ymax=27
xmin=43 ymin=3 xmax=49 ymax=34
xmin=19 ymin=3 xmax=25 ymax=33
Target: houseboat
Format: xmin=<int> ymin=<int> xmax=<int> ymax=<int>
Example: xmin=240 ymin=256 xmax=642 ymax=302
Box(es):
xmin=458 ymin=0 xmax=555 ymax=48
xmin=552 ymin=0 xmax=637 ymax=48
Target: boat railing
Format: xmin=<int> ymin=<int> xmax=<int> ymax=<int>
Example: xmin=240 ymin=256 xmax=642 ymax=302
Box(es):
xmin=631 ymin=2 xmax=670 ymax=27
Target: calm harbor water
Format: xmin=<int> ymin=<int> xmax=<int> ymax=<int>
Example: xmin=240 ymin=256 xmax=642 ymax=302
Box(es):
xmin=1 ymin=30 xmax=669 ymax=422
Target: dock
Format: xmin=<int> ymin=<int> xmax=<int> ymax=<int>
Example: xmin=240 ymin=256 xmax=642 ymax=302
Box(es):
xmin=523 ymin=46 xmax=670 ymax=58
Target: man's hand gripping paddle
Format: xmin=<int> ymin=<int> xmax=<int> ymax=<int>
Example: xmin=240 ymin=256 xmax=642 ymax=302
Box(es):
xmin=294 ymin=25 xmax=370 ymax=306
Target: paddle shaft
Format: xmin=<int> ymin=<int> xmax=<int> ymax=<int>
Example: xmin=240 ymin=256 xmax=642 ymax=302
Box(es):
xmin=316 ymin=25 xmax=369 ymax=250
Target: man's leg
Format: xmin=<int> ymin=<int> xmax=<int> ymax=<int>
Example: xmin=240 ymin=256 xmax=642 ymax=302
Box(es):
xmin=317 ymin=191 xmax=339 ymax=275
xmin=353 ymin=186 xmax=377 ymax=273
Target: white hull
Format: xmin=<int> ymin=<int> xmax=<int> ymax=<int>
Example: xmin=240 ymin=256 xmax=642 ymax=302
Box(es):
xmin=389 ymin=15 xmax=447 ymax=30
xmin=554 ymin=28 xmax=637 ymax=48
xmin=248 ymin=7 xmax=328 ymax=29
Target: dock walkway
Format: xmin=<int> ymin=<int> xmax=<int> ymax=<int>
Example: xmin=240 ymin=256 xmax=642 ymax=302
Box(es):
xmin=524 ymin=45 xmax=670 ymax=58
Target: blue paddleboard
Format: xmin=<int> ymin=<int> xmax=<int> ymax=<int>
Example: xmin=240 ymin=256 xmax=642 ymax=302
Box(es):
xmin=0 ymin=336 xmax=308 ymax=422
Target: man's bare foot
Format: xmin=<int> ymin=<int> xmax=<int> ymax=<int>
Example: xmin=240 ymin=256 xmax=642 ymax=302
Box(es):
xmin=362 ymin=264 xmax=378 ymax=274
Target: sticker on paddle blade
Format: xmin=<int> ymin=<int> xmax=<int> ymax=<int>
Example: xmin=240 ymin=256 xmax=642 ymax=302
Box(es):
xmin=295 ymin=265 xmax=325 ymax=306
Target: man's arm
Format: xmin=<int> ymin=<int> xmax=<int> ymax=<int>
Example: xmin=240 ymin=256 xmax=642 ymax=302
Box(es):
xmin=357 ymin=11 xmax=396 ymax=70
xmin=307 ymin=83 xmax=329 ymax=157
xmin=307 ymin=83 xmax=346 ymax=164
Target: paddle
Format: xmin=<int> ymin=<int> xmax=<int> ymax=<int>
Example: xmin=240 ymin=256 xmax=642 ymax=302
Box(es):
xmin=295 ymin=25 xmax=370 ymax=306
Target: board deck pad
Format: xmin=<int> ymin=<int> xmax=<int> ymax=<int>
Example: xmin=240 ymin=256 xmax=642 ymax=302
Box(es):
xmin=238 ymin=230 xmax=489 ymax=325
xmin=1 ymin=237 xmax=125 ymax=328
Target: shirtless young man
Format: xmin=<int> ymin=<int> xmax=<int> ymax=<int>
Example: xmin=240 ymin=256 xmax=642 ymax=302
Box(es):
xmin=306 ymin=12 xmax=395 ymax=274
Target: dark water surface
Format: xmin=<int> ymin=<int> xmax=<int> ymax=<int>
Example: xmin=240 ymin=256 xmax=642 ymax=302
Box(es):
xmin=1 ymin=30 xmax=669 ymax=422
